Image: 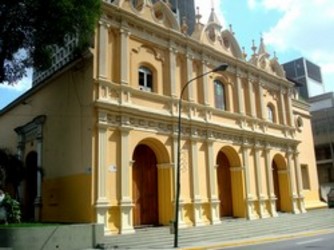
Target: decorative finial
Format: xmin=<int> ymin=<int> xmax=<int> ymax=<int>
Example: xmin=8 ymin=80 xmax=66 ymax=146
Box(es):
xmin=195 ymin=7 xmax=202 ymax=24
xmin=273 ymin=51 xmax=278 ymax=60
xmin=229 ymin=24 xmax=235 ymax=36
xmin=242 ymin=46 xmax=247 ymax=60
xmin=251 ymin=39 xmax=257 ymax=55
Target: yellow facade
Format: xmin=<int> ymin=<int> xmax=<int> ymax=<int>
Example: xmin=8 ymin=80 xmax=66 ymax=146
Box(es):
xmin=0 ymin=1 xmax=325 ymax=234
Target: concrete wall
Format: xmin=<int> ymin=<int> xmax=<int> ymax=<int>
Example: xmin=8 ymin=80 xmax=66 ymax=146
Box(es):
xmin=0 ymin=224 xmax=104 ymax=250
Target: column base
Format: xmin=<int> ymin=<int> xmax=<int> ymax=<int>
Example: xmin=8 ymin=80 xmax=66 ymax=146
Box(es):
xmin=119 ymin=199 xmax=135 ymax=234
xmin=269 ymin=197 xmax=278 ymax=217
xmin=95 ymin=198 xmax=111 ymax=234
xmin=209 ymin=198 xmax=221 ymax=225
xmin=246 ymin=197 xmax=259 ymax=220
xmin=193 ymin=200 xmax=206 ymax=227
xmin=291 ymin=194 xmax=300 ymax=214
xmin=298 ymin=195 xmax=307 ymax=213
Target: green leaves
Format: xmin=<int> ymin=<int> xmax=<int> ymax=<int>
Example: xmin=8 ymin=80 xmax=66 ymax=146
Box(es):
xmin=0 ymin=0 xmax=101 ymax=84
xmin=0 ymin=193 xmax=21 ymax=224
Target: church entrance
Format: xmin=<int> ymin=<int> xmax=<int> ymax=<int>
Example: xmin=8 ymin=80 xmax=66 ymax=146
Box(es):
xmin=132 ymin=144 xmax=159 ymax=227
xmin=217 ymin=151 xmax=233 ymax=217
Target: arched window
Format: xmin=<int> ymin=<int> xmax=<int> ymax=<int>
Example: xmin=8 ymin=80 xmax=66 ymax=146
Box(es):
xmin=214 ymin=80 xmax=226 ymax=110
xmin=138 ymin=66 xmax=153 ymax=92
xmin=267 ymin=105 xmax=275 ymax=122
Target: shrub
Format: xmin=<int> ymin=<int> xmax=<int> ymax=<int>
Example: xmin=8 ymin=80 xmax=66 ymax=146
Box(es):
xmin=0 ymin=193 xmax=21 ymax=224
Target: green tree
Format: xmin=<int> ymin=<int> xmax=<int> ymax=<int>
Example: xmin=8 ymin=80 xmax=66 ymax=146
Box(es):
xmin=0 ymin=149 xmax=24 ymax=200
xmin=0 ymin=0 xmax=101 ymax=84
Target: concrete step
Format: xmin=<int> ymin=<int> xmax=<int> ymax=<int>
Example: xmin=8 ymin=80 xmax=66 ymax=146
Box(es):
xmin=99 ymin=209 xmax=334 ymax=249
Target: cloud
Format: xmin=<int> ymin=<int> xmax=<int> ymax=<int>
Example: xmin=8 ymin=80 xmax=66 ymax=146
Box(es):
xmin=0 ymin=69 xmax=32 ymax=92
xmin=258 ymin=0 xmax=334 ymax=88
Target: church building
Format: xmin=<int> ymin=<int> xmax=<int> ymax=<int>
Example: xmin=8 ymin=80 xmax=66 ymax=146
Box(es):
xmin=0 ymin=0 xmax=325 ymax=234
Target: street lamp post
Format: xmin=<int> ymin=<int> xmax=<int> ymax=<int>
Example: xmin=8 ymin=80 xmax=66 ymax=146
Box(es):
xmin=173 ymin=63 xmax=228 ymax=248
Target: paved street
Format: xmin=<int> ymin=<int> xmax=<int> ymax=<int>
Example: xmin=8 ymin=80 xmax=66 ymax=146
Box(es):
xmin=224 ymin=231 xmax=334 ymax=250
xmin=97 ymin=208 xmax=334 ymax=249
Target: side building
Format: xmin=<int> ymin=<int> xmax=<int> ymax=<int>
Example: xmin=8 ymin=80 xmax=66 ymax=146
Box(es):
xmin=282 ymin=57 xmax=325 ymax=100
xmin=309 ymin=92 xmax=334 ymax=197
xmin=0 ymin=1 xmax=325 ymax=234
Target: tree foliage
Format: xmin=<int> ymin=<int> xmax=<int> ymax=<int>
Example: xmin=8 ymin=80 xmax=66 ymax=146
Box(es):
xmin=0 ymin=148 xmax=25 ymax=199
xmin=0 ymin=0 xmax=101 ymax=84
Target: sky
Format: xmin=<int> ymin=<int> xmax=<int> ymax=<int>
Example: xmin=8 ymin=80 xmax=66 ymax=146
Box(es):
xmin=0 ymin=0 xmax=333 ymax=109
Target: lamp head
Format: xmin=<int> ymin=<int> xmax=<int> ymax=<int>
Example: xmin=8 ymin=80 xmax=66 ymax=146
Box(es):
xmin=212 ymin=63 xmax=228 ymax=72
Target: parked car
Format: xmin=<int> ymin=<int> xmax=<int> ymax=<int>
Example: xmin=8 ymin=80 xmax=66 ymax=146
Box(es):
xmin=328 ymin=188 xmax=334 ymax=208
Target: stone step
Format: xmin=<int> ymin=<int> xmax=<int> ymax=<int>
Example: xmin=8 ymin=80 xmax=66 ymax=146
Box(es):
xmin=99 ymin=209 xmax=334 ymax=249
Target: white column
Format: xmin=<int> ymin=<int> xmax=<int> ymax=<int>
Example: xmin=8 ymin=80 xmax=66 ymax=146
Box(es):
xmin=35 ymin=127 xmax=43 ymax=221
xmin=279 ymin=88 xmax=287 ymax=125
xmin=95 ymin=117 xmax=111 ymax=233
xmin=258 ymin=81 xmax=266 ymax=120
xmin=286 ymin=150 xmax=298 ymax=214
xmin=16 ymin=134 xmax=25 ymax=161
xmin=248 ymin=78 xmax=256 ymax=118
xmin=264 ymin=146 xmax=278 ymax=217
xmin=241 ymin=143 xmax=257 ymax=220
xmin=186 ymin=53 xmax=194 ymax=101
xmin=172 ymin=133 xmax=186 ymax=228
xmin=190 ymin=136 xmax=205 ymax=226
xmin=294 ymin=151 xmax=306 ymax=213
xmin=98 ymin=21 xmax=109 ymax=80
xmin=169 ymin=47 xmax=177 ymax=97
xmin=206 ymin=138 xmax=221 ymax=225
xmin=119 ymin=127 xmax=135 ymax=234
xmin=287 ymin=89 xmax=294 ymax=126
xmin=120 ymin=28 xmax=130 ymax=85
xmin=253 ymin=143 xmax=267 ymax=218
xmin=202 ymin=61 xmax=210 ymax=106
xmin=236 ymin=72 xmax=245 ymax=115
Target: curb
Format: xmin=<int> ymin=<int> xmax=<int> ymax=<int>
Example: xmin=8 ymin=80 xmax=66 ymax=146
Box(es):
xmin=181 ymin=229 xmax=334 ymax=250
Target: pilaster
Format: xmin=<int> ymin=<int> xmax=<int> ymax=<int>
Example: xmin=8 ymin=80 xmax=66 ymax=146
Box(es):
xmin=248 ymin=78 xmax=257 ymax=118
xmin=286 ymin=149 xmax=299 ymax=214
xmin=253 ymin=142 xmax=269 ymax=218
xmin=293 ymin=151 xmax=306 ymax=213
xmin=258 ymin=80 xmax=266 ymax=120
xmin=120 ymin=27 xmax=130 ymax=85
xmin=98 ymin=21 xmax=109 ymax=80
xmin=186 ymin=53 xmax=194 ymax=101
xmin=287 ymin=89 xmax=294 ymax=126
xmin=169 ymin=46 xmax=177 ymax=97
xmin=190 ymin=137 xmax=205 ymax=226
xmin=279 ymin=88 xmax=287 ymax=125
xmin=241 ymin=143 xmax=257 ymax=220
xmin=264 ymin=145 xmax=278 ymax=217
xmin=206 ymin=139 xmax=221 ymax=225
xmin=202 ymin=60 xmax=210 ymax=106
xmin=35 ymin=127 xmax=43 ymax=222
xmin=119 ymin=127 xmax=135 ymax=234
xmin=236 ymin=71 xmax=245 ymax=115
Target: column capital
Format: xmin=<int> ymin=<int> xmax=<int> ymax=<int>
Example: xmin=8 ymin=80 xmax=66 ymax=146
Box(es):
xmin=157 ymin=163 xmax=174 ymax=169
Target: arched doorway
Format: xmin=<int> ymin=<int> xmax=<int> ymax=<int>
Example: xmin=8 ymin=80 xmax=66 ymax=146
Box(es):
xmin=216 ymin=151 xmax=233 ymax=217
xmin=132 ymin=144 xmax=159 ymax=227
xmin=272 ymin=154 xmax=291 ymax=212
xmin=24 ymin=151 xmax=38 ymax=221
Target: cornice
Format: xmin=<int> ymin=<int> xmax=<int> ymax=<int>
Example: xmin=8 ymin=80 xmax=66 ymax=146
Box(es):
xmin=101 ymin=3 xmax=295 ymax=89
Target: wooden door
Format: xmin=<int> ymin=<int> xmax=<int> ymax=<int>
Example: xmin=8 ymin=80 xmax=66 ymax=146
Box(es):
xmin=133 ymin=145 xmax=159 ymax=227
xmin=217 ymin=151 xmax=233 ymax=217
xmin=272 ymin=161 xmax=281 ymax=211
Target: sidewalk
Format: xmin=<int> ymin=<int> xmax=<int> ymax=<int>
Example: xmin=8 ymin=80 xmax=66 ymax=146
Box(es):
xmin=98 ymin=208 xmax=334 ymax=249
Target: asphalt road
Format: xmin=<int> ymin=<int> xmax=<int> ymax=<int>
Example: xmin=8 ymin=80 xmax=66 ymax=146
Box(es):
xmin=224 ymin=231 xmax=334 ymax=250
